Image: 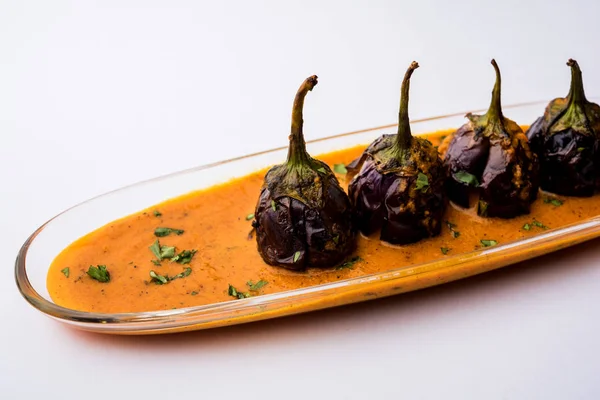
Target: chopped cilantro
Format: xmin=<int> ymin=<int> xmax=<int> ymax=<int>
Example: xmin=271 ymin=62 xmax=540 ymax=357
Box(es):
xmin=149 ymin=239 xmax=175 ymax=260
xmin=532 ymin=220 xmax=548 ymax=229
xmin=333 ymin=163 xmax=348 ymax=174
xmin=480 ymin=239 xmax=498 ymax=247
xmin=191 ymin=291 xmax=199 ymax=296
xmin=332 ymin=234 xmax=340 ymax=245
xmin=415 ymin=172 xmax=429 ymax=192
xmin=61 ymin=267 xmax=70 ymax=278
xmin=445 ymin=221 xmax=457 ymax=230
xmin=87 ymin=265 xmax=110 ymax=283
xmin=271 ymin=200 xmax=277 ymax=212
xmin=151 ymin=260 xmax=162 ymax=266
xmin=441 ymin=247 xmax=450 ymax=255
xmin=228 ymin=284 xmax=250 ymax=299
xmin=478 ymin=200 xmax=489 ymax=216
xmin=577 ymin=147 xmax=586 ymax=152
xmin=153 ymin=210 xmax=162 ymax=217
xmin=149 ymin=270 xmax=168 ymax=285
xmin=317 ymin=167 xmax=327 ymax=174
xmin=544 ymin=197 xmax=564 ymax=207
xmin=336 ymin=256 xmax=362 ymax=270
xmin=293 ymin=251 xmax=301 ymax=263
xmin=154 ymin=227 xmax=185 ymax=237
xmin=454 ymin=171 xmax=480 ymax=186
xmin=149 ymin=267 xmax=192 ymax=285
xmin=522 ymin=223 xmax=531 ymax=231
xmin=247 ymin=279 xmax=268 ymax=291
xmin=171 ymin=249 xmax=197 ymax=264
xmin=246 ymin=213 xmax=255 ymax=221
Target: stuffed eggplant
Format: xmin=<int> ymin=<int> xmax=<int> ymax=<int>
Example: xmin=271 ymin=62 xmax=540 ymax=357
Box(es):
xmin=347 ymin=61 xmax=446 ymax=244
xmin=252 ymin=75 xmax=355 ymax=270
xmin=443 ymin=60 xmax=538 ymax=218
xmin=526 ymin=59 xmax=600 ymax=197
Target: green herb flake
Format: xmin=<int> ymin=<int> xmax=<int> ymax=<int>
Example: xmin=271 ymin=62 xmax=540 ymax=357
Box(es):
xmin=153 ymin=210 xmax=162 ymax=217
xmin=154 ymin=227 xmax=185 ymax=237
xmin=336 ymin=256 xmax=363 ymax=270
xmin=149 ymin=240 xmax=162 ymax=259
xmin=171 ymin=249 xmax=197 ymax=264
xmin=293 ymin=251 xmax=301 ymax=263
xmin=271 ymin=200 xmax=277 ymax=212
xmin=317 ymin=167 xmax=327 ymax=174
xmin=480 ymin=239 xmax=498 ymax=247
xmin=441 ymin=247 xmax=450 ymax=255
xmin=452 ymin=231 xmax=460 ymax=238
xmin=522 ymin=223 xmax=531 ymax=231
xmin=61 ymin=267 xmax=70 ymax=278
xmin=332 ymin=234 xmax=340 ymax=245
xmin=149 ymin=239 xmax=176 ymax=260
xmin=478 ymin=200 xmax=489 ymax=216
xmin=577 ymin=147 xmax=586 ymax=152
xmin=446 ymin=221 xmax=457 ymax=230
xmin=151 ymin=260 xmax=161 ymax=266
xmin=191 ymin=291 xmax=199 ymax=296
xmin=532 ymin=220 xmax=548 ymax=229
xmin=247 ymin=279 xmax=268 ymax=291
xmin=172 ymin=267 xmax=192 ymax=280
xmin=454 ymin=171 xmax=480 ymax=186
xmin=149 ymin=270 xmax=168 ymax=285
xmin=87 ymin=265 xmax=110 ymax=283
xmin=245 ymin=213 xmax=255 ymax=221
xmin=228 ymin=284 xmax=250 ymax=300
xmin=544 ymin=197 xmax=564 ymax=207
xmin=333 ymin=163 xmax=348 ymax=175
xmin=415 ymin=172 xmax=429 ymax=193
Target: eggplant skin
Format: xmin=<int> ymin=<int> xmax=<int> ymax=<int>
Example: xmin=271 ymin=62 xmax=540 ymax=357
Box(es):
xmin=347 ymin=142 xmax=446 ymax=245
xmin=444 ymin=121 xmax=538 ymax=218
xmin=254 ymin=174 xmax=354 ymax=271
xmin=526 ymin=122 xmax=598 ymax=196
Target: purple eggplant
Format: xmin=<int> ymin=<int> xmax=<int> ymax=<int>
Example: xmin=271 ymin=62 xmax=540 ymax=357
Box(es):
xmin=347 ymin=61 xmax=446 ymax=245
xmin=526 ymin=59 xmax=600 ymax=197
xmin=443 ymin=60 xmax=538 ymax=218
xmin=252 ymin=75 xmax=354 ymax=270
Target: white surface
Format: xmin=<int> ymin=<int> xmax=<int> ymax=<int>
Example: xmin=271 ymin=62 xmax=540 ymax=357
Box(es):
xmin=2 ymin=1 xmax=600 ymax=398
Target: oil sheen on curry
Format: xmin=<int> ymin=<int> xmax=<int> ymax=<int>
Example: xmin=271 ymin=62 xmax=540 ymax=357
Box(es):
xmin=47 ymin=129 xmax=600 ymax=313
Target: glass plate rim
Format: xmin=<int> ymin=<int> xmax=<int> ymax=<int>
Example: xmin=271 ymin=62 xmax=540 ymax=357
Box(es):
xmin=17 ymin=99 xmax=599 ymax=332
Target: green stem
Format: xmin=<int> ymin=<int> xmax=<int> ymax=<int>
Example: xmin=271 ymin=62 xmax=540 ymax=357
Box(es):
xmin=485 ymin=59 xmax=503 ymax=122
xmin=287 ymin=75 xmax=318 ymax=166
xmin=393 ymin=61 xmax=419 ymax=155
xmin=566 ymin=59 xmax=587 ymax=108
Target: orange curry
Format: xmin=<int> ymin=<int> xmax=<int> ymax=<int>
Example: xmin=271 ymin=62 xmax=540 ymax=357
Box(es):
xmin=47 ymin=130 xmax=600 ymax=313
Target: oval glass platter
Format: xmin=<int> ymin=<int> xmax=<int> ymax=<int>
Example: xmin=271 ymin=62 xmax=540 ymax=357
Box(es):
xmin=15 ymin=100 xmax=600 ymax=335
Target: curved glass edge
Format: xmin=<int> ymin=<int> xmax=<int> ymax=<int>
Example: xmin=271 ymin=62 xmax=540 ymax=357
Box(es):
xmin=15 ymin=99 xmax=600 ymax=334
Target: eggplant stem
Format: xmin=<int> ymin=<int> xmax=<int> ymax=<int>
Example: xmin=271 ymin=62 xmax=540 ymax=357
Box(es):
xmin=287 ymin=75 xmax=318 ymax=166
xmin=394 ymin=61 xmax=419 ymax=155
xmin=485 ymin=59 xmax=504 ymax=122
xmin=566 ymin=59 xmax=587 ymax=107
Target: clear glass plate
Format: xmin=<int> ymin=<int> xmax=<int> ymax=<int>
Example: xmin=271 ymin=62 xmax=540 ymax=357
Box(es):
xmin=15 ymin=100 xmax=600 ymax=335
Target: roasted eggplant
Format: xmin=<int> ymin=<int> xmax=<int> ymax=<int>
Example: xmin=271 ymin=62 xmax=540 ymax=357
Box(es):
xmin=347 ymin=61 xmax=446 ymax=244
xmin=526 ymin=59 xmax=600 ymax=197
xmin=252 ymin=75 xmax=354 ymax=270
xmin=442 ymin=60 xmax=538 ymax=218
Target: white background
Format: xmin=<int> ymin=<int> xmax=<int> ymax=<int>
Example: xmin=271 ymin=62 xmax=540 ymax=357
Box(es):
xmin=2 ymin=1 xmax=600 ymax=398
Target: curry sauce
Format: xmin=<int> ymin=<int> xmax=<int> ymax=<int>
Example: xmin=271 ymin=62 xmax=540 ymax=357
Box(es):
xmin=47 ymin=130 xmax=600 ymax=313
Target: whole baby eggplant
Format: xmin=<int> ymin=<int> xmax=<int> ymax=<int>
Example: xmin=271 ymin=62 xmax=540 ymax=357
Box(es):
xmin=252 ymin=75 xmax=354 ymax=270
xmin=526 ymin=59 xmax=600 ymax=197
xmin=347 ymin=61 xmax=446 ymax=244
xmin=443 ymin=60 xmax=538 ymax=218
